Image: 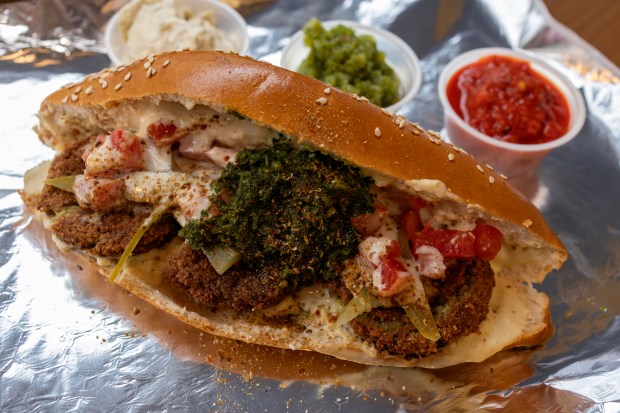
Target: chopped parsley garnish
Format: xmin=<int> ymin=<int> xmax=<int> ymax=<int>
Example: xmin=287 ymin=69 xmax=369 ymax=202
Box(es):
xmin=180 ymin=139 xmax=374 ymax=286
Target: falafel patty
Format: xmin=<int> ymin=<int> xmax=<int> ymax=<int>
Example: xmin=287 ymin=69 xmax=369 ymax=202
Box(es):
xmin=162 ymin=242 xmax=292 ymax=312
xmin=37 ymin=138 xmax=90 ymax=213
xmin=37 ymin=137 xmax=180 ymax=256
xmin=346 ymin=259 xmax=495 ymax=359
xmin=51 ymin=207 xmax=179 ymax=256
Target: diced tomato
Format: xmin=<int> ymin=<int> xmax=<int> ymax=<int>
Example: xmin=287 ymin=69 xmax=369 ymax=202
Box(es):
xmin=415 ymin=245 xmax=447 ymax=279
xmin=395 ymin=194 xmax=503 ymax=264
xmin=374 ymin=258 xmax=408 ymax=295
xmin=351 ymin=202 xmax=388 ymax=236
xmin=108 ymin=130 xmax=144 ymax=170
xmin=73 ymin=176 xmax=126 ymax=211
xmin=472 ymin=223 xmax=503 ymax=261
xmin=147 ymin=122 xmax=177 ymax=140
xmin=412 ymin=222 xmax=503 ymax=261
xmin=359 ymin=236 xmax=399 ymax=268
xmin=406 ymin=196 xmax=428 ymax=211
xmin=378 ymin=260 xmax=398 ymax=290
xmin=399 ymin=209 xmax=422 ymax=241
xmin=108 ymin=129 xmax=125 ymax=150
xmin=385 ymin=239 xmax=403 ymax=261
xmin=146 ymin=121 xmax=188 ymax=146
xmin=413 ymin=225 xmax=476 ymax=259
xmin=84 ymin=130 xmax=144 ymax=177
xmin=400 ymin=196 xmax=426 ymax=246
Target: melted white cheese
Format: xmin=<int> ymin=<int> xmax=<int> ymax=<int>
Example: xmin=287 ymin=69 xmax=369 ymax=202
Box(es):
xmin=144 ymin=139 xmax=172 ymax=171
xmin=123 ymin=171 xmax=212 ymax=223
xmin=133 ymin=102 xmax=276 ymax=151
xmin=75 ymin=101 xmax=278 ymax=222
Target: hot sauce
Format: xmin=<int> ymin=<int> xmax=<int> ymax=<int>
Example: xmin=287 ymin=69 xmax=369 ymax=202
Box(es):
xmin=446 ymin=55 xmax=570 ymax=144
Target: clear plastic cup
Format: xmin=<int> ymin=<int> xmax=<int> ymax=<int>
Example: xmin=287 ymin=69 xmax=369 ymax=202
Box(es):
xmin=438 ymin=47 xmax=586 ymax=197
xmin=280 ymin=20 xmax=422 ymax=113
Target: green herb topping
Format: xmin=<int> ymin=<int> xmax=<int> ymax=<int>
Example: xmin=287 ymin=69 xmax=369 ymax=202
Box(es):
xmin=180 ymin=139 xmax=374 ymax=286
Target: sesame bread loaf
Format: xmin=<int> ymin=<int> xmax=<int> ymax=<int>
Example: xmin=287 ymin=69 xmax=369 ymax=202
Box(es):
xmin=24 ymin=51 xmax=566 ymax=367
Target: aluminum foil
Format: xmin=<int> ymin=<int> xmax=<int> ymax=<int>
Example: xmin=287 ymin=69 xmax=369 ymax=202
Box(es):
xmin=2 ymin=0 xmax=619 ymax=411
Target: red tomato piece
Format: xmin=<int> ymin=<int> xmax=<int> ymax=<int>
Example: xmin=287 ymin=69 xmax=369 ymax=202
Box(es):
xmin=351 ymin=202 xmax=388 ymax=236
xmin=385 ymin=240 xmax=403 ymax=262
xmin=73 ymin=176 xmax=126 ymax=212
xmin=406 ymin=196 xmax=428 ymax=211
xmin=377 ymin=258 xmax=406 ymax=290
xmin=146 ymin=122 xmax=189 ymax=146
xmin=109 ymin=130 xmax=144 ymax=171
xmin=84 ymin=130 xmax=144 ymax=177
xmin=147 ymin=122 xmax=177 ymax=140
xmin=378 ymin=260 xmax=398 ymax=291
xmin=414 ymin=226 xmax=476 ymax=259
xmin=399 ymin=209 xmax=422 ymax=242
xmin=472 ymin=223 xmax=504 ymax=261
xmin=108 ymin=129 xmax=125 ymax=150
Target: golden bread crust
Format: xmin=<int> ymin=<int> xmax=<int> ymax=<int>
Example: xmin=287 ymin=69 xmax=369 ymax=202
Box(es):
xmin=27 ymin=51 xmax=566 ymax=367
xmin=40 ymin=51 xmax=565 ymax=263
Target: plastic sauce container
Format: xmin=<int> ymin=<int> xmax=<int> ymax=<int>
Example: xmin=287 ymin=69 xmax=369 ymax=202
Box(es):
xmin=438 ymin=48 xmax=586 ymax=197
xmin=281 ymin=20 xmax=421 ymax=113
xmin=104 ymin=0 xmax=249 ymax=66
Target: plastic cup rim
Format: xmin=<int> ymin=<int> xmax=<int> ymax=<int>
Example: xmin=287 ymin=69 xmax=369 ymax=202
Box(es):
xmin=281 ymin=19 xmax=422 ymax=112
xmin=437 ymin=47 xmax=586 ymax=153
xmin=104 ymin=0 xmax=250 ymax=67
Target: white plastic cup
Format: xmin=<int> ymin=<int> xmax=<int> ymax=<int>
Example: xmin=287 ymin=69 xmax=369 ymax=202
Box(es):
xmin=438 ymin=48 xmax=586 ymax=196
xmin=281 ymin=20 xmax=422 ymax=113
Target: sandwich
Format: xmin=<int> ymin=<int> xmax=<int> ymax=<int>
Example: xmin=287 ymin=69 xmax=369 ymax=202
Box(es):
xmin=21 ymin=51 xmax=566 ymax=368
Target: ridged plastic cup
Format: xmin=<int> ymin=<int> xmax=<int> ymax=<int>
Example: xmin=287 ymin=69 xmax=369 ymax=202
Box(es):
xmin=281 ymin=20 xmax=422 ymax=113
xmin=104 ymin=0 xmax=250 ymax=66
xmin=438 ymin=48 xmax=586 ymax=197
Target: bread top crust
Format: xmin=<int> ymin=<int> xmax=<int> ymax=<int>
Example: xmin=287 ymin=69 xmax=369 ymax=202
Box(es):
xmin=39 ymin=50 xmax=566 ymax=270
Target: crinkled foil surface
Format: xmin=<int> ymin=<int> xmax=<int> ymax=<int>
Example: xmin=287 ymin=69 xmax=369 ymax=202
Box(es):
xmin=1 ymin=0 xmax=619 ymax=411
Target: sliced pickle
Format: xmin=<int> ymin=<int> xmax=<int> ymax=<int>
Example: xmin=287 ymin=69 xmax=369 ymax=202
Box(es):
xmin=108 ymin=203 xmax=169 ymax=283
xmin=403 ymin=301 xmax=441 ymax=342
xmin=203 ymin=245 xmax=241 ymax=275
xmin=44 ymin=175 xmax=76 ymax=193
xmin=335 ymin=288 xmax=390 ymax=326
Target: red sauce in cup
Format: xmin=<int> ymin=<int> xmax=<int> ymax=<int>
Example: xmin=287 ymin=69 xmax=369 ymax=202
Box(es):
xmin=446 ymin=55 xmax=570 ymax=144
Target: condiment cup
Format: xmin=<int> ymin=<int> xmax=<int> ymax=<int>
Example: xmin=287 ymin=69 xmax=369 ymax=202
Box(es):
xmin=438 ymin=47 xmax=586 ymax=196
xmin=280 ymin=20 xmax=422 ymax=113
xmin=104 ymin=0 xmax=250 ymax=66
